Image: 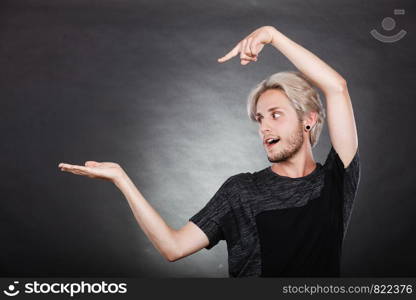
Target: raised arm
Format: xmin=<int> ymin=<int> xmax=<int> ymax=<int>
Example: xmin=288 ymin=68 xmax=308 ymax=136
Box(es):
xmin=58 ymin=161 xmax=209 ymax=262
xmin=218 ymin=26 xmax=358 ymax=167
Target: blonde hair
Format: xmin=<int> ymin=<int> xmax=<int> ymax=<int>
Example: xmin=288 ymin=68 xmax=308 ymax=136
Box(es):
xmin=246 ymin=70 xmax=326 ymax=148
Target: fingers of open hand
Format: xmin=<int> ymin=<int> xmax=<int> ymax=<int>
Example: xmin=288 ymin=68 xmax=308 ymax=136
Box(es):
xmin=85 ymin=161 xmax=99 ymax=167
xmin=59 ymin=163 xmax=92 ymax=177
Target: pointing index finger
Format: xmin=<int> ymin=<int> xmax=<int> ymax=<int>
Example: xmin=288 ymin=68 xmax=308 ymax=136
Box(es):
xmin=217 ymin=42 xmax=240 ymax=63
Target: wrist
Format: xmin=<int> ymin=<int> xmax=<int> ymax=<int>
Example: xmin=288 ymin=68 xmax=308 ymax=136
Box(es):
xmin=266 ymin=26 xmax=281 ymax=46
xmin=113 ymin=168 xmax=129 ymax=187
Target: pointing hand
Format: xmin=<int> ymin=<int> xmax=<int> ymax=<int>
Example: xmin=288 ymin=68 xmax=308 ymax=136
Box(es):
xmin=217 ymin=26 xmax=276 ymax=65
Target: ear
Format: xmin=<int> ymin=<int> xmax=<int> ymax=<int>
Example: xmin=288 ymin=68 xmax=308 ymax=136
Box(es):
xmin=304 ymin=111 xmax=318 ymax=128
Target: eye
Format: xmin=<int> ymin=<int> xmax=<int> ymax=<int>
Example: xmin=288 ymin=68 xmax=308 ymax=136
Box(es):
xmin=272 ymin=112 xmax=281 ymax=119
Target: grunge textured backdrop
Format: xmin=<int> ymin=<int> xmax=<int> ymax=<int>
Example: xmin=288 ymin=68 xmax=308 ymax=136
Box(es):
xmin=1 ymin=0 xmax=415 ymax=277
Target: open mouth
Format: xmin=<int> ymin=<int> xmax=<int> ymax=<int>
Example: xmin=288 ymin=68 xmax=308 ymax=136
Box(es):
xmin=265 ymin=138 xmax=280 ymax=149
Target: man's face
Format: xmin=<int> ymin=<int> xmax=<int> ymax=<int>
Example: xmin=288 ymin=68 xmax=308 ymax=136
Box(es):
xmin=255 ymin=89 xmax=305 ymax=163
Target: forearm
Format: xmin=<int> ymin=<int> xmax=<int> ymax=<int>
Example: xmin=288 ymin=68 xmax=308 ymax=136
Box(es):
xmin=113 ymin=171 xmax=179 ymax=261
xmin=269 ymin=27 xmax=346 ymax=94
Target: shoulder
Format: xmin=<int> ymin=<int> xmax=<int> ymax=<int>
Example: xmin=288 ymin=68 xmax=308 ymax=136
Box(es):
xmin=221 ymin=171 xmax=257 ymax=191
xmin=227 ymin=170 xmax=261 ymax=183
xmin=226 ymin=169 xmax=268 ymax=190
xmin=222 ymin=172 xmax=249 ymax=189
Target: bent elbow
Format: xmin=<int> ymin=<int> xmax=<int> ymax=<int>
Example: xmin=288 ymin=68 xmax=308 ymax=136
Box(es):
xmin=333 ymin=78 xmax=347 ymax=93
xmin=324 ymin=78 xmax=347 ymax=95
xmin=338 ymin=78 xmax=347 ymax=92
xmin=165 ymin=253 xmax=176 ymax=262
xmin=165 ymin=250 xmax=183 ymax=263
xmin=166 ymin=256 xmax=178 ymax=263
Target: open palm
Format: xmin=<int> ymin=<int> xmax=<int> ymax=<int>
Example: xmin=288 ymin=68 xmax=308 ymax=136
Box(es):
xmin=58 ymin=161 xmax=123 ymax=182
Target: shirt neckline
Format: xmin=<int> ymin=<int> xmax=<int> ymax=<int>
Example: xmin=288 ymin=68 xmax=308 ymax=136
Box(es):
xmin=266 ymin=162 xmax=323 ymax=181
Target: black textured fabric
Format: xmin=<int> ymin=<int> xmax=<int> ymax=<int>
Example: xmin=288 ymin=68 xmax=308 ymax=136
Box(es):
xmin=189 ymin=145 xmax=361 ymax=277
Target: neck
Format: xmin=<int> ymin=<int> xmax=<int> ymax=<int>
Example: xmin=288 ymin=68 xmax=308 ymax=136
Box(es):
xmin=270 ymin=144 xmax=316 ymax=178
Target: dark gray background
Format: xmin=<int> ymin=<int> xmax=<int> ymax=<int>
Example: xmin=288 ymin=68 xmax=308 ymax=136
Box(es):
xmin=1 ymin=0 xmax=415 ymax=277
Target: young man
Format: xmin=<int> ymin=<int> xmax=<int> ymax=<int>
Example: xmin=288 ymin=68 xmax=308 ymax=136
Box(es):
xmin=59 ymin=26 xmax=360 ymax=277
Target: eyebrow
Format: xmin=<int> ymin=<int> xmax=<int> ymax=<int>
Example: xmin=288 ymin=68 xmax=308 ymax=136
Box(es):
xmin=255 ymin=106 xmax=284 ymax=117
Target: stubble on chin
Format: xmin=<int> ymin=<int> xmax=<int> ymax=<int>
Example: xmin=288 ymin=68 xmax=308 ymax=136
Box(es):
xmin=267 ymin=124 xmax=304 ymax=163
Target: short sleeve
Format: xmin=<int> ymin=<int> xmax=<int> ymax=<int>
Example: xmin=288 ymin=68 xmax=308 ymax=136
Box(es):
xmin=189 ymin=176 xmax=235 ymax=250
xmin=324 ymin=146 xmax=361 ymax=239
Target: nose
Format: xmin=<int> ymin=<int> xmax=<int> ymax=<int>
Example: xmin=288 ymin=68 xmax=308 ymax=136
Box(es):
xmin=258 ymin=120 xmax=273 ymax=138
xmin=259 ymin=118 xmax=273 ymax=134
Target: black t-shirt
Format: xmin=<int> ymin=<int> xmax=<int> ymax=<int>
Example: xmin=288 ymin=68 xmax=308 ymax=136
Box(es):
xmin=189 ymin=145 xmax=361 ymax=277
